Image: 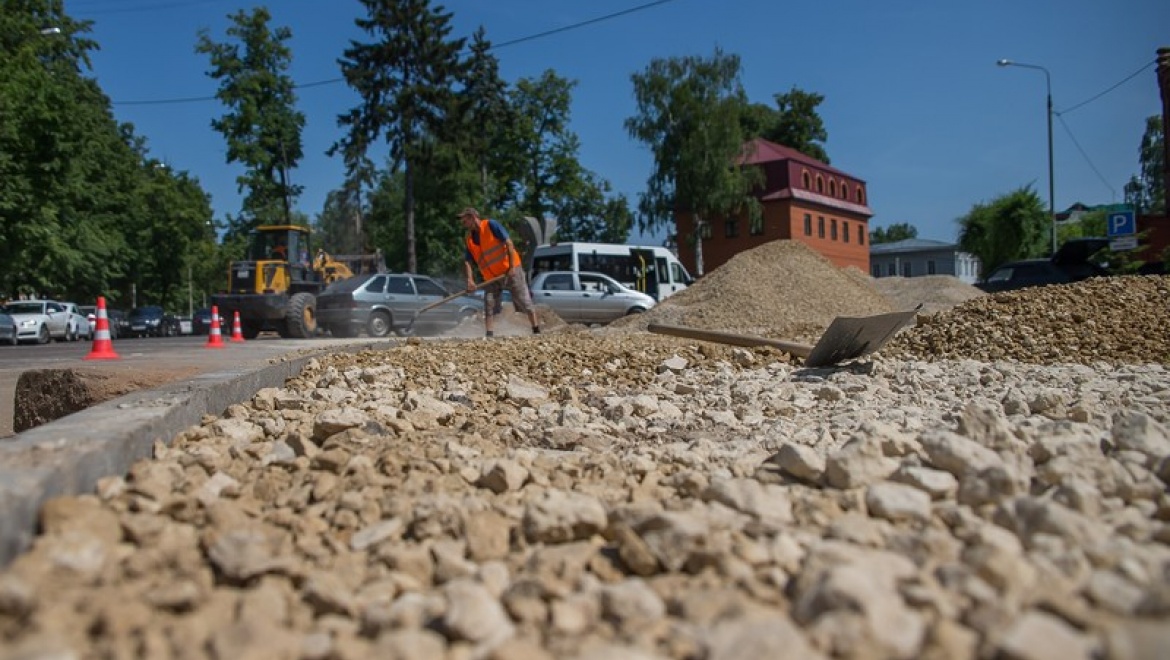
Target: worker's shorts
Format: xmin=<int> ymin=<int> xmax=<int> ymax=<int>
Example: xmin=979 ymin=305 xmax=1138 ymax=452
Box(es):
xmin=484 ymin=267 xmax=535 ymax=317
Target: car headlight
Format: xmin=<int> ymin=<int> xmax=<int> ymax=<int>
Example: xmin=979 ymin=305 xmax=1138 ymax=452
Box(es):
xmin=146 ymin=319 xmax=160 ymax=326
xmin=19 ymin=320 xmax=36 ymax=328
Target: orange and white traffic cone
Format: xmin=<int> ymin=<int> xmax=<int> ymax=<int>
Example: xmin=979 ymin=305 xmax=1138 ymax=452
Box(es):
xmin=205 ymin=305 xmax=226 ymax=349
xmin=83 ymin=296 xmax=120 ymax=360
xmin=230 ymin=311 xmax=246 ymax=342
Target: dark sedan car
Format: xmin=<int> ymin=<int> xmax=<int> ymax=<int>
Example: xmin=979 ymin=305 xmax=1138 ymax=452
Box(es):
xmin=317 ymin=273 xmax=482 ymax=337
xmin=126 ymin=306 xmax=182 ymax=338
xmin=191 ymin=308 xmax=225 ymax=335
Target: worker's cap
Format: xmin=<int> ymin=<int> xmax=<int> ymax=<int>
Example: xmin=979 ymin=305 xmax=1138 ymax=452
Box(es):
xmin=456 ymin=207 xmax=479 ymax=219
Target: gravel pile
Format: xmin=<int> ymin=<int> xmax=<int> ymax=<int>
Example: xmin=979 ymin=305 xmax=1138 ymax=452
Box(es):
xmin=871 ymin=275 xmax=986 ymax=316
xmin=1 ymin=240 xmax=1168 ymax=660
xmin=612 ymin=240 xmax=895 ymax=343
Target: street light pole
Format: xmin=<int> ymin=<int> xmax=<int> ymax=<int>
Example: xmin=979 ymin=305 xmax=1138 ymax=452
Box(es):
xmin=997 ymin=58 xmax=1057 ymax=255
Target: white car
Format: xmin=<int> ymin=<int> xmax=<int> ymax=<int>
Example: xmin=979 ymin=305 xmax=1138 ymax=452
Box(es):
xmin=60 ymin=302 xmax=94 ymax=341
xmin=529 ymin=271 xmax=657 ymax=324
xmin=2 ymin=299 xmax=87 ymax=343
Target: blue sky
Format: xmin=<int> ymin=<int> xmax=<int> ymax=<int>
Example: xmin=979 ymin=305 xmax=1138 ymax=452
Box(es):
xmin=72 ymin=0 xmax=1168 ymax=245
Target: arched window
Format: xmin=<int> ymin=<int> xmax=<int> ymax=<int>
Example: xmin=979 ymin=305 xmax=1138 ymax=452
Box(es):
xmin=815 ymin=175 xmax=824 ymax=194
xmin=828 ymin=180 xmax=836 ymax=197
xmin=801 ymin=170 xmax=811 ymax=189
xmin=856 ymin=187 xmax=866 ymax=205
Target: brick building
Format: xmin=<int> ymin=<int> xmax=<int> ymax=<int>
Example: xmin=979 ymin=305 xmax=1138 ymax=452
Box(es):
xmin=674 ymin=138 xmax=873 ymax=275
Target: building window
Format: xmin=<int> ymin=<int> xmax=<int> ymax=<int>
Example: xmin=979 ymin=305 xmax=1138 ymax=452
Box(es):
xmin=843 ymin=222 xmax=850 ymax=243
xmin=830 ymin=219 xmax=838 ymax=240
xmin=816 ymin=175 xmax=824 ymax=194
xmin=927 ymin=260 xmax=936 ymax=275
xmin=749 ymin=214 xmax=763 ymax=236
xmin=802 ymin=171 xmax=811 ymax=189
xmin=828 ymin=180 xmax=836 ymax=197
xmin=859 ymin=230 xmax=866 ymax=246
xmin=887 ymin=263 xmax=896 ymax=276
xmin=902 ymin=262 xmax=912 ymax=277
xmin=856 ymin=187 xmax=866 ymax=205
xmin=700 ymin=222 xmax=712 ymax=239
xmin=817 ymin=216 xmax=825 ymax=238
xmin=725 ymin=218 xmax=738 ymax=238
xmin=871 ymin=264 xmax=881 ymax=277
xmin=803 ymin=213 xmax=812 ymax=236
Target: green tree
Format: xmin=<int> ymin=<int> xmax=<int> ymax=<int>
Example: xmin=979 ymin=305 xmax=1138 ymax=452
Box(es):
xmin=626 ymin=48 xmax=760 ymax=275
xmin=870 ymin=222 xmax=919 ymax=244
xmin=956 ymin=186 xmax=1049 ymax=273
xmin=335 ymin=0 xmax=465 ymax=274
xmin=741 ymin=87 xmax=830 ymax=163
xmin=453 ymin=27 xmax=516 ymax=209
xmin=1123 ymin=115 xmax=1165 ymax=214
xmin=196 ymin=7 xmax=305 ymax=236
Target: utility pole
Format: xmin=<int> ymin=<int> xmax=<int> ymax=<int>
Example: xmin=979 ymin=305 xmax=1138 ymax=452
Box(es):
xmin=1158 ymin=47 xmax=1169 ymax=207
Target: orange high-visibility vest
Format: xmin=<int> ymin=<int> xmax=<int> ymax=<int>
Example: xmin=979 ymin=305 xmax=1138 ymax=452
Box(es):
xmin=466 ymin=218 xmax=521 ymax=280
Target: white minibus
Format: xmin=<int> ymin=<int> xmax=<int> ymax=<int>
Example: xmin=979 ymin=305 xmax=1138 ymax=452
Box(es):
xmin=529 ymin=242 xmax=693 ymax=301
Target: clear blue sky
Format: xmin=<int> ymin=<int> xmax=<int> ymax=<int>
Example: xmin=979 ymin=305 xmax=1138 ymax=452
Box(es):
xmin=73 ymin=0 xmax=1168 ymax=245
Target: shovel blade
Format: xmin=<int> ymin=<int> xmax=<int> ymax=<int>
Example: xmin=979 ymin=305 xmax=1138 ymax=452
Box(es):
xmin=803 ymin=307 xmax=920 ymax=368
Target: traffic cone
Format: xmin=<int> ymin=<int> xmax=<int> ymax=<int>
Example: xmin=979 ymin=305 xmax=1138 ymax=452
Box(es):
xmin=83 ymin=296 xmax=120 ymax=360
xmin=230 ymin=311 xmax=246 ymax=342
xmin=205 ymin=305 xmax=226 ymax=349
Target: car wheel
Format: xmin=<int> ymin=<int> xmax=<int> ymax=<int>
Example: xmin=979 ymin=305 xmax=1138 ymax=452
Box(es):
xmin=366 ymin=311 xmax=392 ymax=337
xmin=625 ymin=307 xmax=648 ymax=316
xmin=37 ymin=325 xmax=50 ymax=344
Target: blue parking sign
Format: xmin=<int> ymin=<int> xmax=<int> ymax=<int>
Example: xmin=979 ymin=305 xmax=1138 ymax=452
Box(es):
xmin=1107 ymin=210 xmax=1135 ymax=237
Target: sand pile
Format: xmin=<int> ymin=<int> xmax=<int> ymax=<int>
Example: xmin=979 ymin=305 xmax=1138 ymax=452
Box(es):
xmin=872 ymin=275 xmax=986 ymax=315
xmin=612 ymin=240 xmax=895 ymax=343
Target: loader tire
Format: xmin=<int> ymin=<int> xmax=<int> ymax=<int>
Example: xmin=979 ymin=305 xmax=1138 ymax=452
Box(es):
xmin=285 ymin=293 xmax=317 ymax=339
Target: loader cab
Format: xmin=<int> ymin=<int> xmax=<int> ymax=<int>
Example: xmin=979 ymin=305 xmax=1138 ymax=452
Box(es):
xmin=250 ymin=225 xmax=311 ymax=265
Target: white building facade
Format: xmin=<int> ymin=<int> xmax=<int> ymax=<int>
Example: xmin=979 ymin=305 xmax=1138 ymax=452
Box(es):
xmin=869 ymin=238 xmax=982 ymax=284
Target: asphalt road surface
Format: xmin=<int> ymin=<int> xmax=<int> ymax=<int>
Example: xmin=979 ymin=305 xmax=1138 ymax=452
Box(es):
xmin=0 ymin=333 xmax=388 ymax=438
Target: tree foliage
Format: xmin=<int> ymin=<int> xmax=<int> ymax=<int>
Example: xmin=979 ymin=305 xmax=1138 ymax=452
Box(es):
xmin=956 ymin=186 xmax=1049 ymax=273
xmin=1123 ymin=115 xmax=1165 ymax=215
xmin=1 ymin=0 xmax=216 ymax=309
xmin=196 ymin=7 xmax=305 ymax=237
xmin=869 ymin=222 xmax=919 ymax=244
xmin=626 ymin=48 xmax=760 ymax=259
xmin=335 ymin=0 xmax=465 ymax=274
xmin=506 ymin=70 xmax=631 ymax=244
xmin=741 ymin=87 xmax=830 ymax=163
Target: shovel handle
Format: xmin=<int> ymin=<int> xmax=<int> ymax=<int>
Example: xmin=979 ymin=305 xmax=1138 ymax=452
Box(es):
xmin=411 ymin=274 xmax=508 ymax=320
xmin=647 ymin=323 xmax=813 ymax=358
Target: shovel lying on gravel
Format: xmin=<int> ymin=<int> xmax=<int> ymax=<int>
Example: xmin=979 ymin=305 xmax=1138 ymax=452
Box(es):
xmin=648 ymin=305 xmax=921 ymax=368
xmin=404 ymin=274 xmax=507 ymax=334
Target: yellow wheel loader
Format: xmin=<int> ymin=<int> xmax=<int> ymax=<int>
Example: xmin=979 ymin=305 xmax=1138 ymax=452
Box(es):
xmin=211 ymin=225 xmax=385 ymax=339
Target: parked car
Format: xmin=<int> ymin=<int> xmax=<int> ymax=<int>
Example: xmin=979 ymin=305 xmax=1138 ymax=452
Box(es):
xmin=529 ymin=271 xmax=656 ymax=324
xmin=0 ymin=311 xmax=17 ymax=346
xmin=126 ymin=306 xmax=182 ymax=338
xmin=61 ymin=302 xmax=93 ymax=341
xmin=1 ymin=299 xmax=87 ymax=343
xmin=317 ymin=273 xmax=482 ymax=338
xmin=976 ymin=257 xmax=1108 ymax=294
xmin=79 ymin=304 xmax=122 ymax=340
xmin=191 ymin=308 xmax=225 ymax=336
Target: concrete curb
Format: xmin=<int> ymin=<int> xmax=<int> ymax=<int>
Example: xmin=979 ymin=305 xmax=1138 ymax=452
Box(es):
xmin=0 ymin=344 xmax=374 ymax=567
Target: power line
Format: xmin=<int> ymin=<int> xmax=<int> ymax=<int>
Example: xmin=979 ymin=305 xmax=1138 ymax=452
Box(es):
xmin=73 ymin=0 xmax=229 ymax=17
xmin=113 ymin=0 xmax=682 ymax=107
xmin=1058 ymin=59 xmax=1156 ymax=115
xmin=1055 ymin=113 xmax=1117 ymax=200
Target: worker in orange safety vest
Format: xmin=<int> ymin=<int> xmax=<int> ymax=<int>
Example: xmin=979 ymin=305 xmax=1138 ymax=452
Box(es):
xmin=459 ymin=207 xmax=541 ymax=338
